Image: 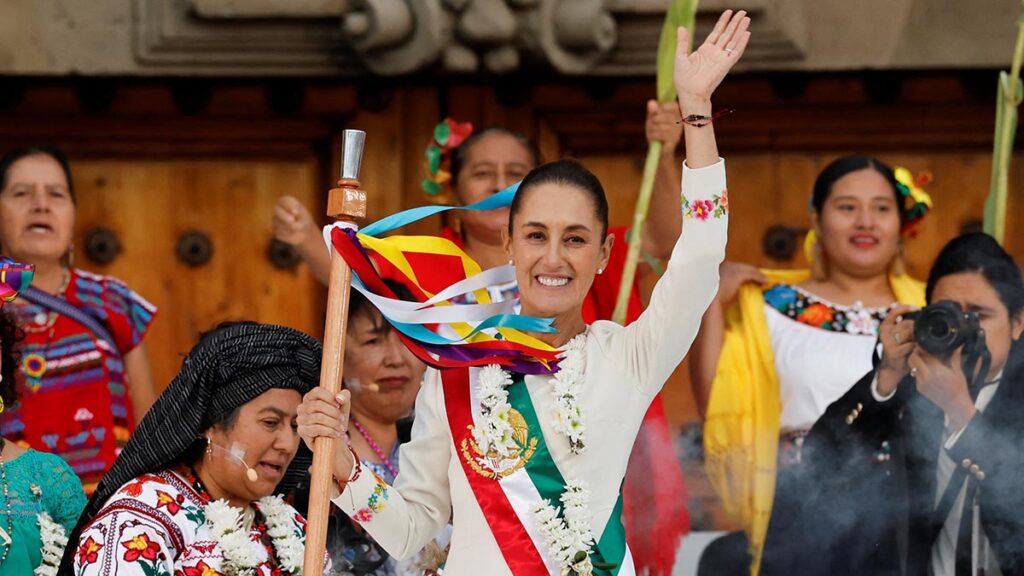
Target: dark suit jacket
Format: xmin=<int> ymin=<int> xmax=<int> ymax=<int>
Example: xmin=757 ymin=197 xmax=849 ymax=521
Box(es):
xmin=760 ymin=357 xmax=1024 ymax=576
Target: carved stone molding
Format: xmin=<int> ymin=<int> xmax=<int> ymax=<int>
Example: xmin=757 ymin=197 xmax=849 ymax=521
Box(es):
xmin=124 ymin=0 xmax=1010 ymax=77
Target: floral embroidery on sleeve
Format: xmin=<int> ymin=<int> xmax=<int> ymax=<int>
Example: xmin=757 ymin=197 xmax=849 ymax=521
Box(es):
xmin=78 ymin=536 xmax=103 ymax=566
xmin=352 ymin=473 xmax=390 ymax=523
xmin=683 ymin=189 xmax=728 ymax=220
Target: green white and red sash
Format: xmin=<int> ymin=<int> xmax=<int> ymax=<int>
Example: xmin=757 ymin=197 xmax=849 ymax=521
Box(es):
xmin=443 ymin=367 xmax=633 ymax=575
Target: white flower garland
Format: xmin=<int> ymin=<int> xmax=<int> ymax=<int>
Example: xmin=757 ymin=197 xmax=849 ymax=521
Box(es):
xmin=476 ymin=332 xmax=588 ymax=457
xmin=474 ymin=332 xmax=595 ymax=574
xmin=205 ymin=496 xmax=304 ymax=575
xmin=34 ymin=511 xmax=67 ymax=576
xmin=533 ymin=480 xmax=596 ymax=576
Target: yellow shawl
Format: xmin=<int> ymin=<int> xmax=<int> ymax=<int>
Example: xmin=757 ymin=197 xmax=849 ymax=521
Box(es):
xmin=703 ymin=270 xmax=926 ymax=575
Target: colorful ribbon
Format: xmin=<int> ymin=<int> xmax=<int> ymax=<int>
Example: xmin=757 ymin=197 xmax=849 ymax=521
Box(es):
xmin=0 ymin=258 xmax=34 ymax=303
xmin=329 ymin=186 xmax=562 ymax=374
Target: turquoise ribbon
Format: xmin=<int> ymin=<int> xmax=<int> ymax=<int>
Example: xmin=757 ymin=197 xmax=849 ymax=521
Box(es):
xmin=361 ymin=183 xmax=519 ymax=237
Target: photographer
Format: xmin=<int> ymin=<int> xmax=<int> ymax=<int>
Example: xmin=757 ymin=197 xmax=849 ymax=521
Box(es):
xmin=762 ymin=233 xmax=1024 ymax=576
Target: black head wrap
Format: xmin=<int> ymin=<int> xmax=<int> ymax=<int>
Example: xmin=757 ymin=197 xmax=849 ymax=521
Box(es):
xmin=58 ymin=322 xmax=322 ymax=574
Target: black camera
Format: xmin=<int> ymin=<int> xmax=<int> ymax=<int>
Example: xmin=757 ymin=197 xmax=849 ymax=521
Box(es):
xmin=905 ymin=300 xmax=981 ymax=357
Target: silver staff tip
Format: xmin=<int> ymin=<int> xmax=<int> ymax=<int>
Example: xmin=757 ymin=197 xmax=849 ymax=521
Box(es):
xmin=340 ymin=129 xmax=366 ymax=180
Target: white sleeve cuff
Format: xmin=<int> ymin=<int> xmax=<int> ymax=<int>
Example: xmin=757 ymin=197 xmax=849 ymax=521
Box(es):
xmin=681 ymin=158 xmax=726 ymax=201
xmin=871 ymin=373 xmax=897 ymax=402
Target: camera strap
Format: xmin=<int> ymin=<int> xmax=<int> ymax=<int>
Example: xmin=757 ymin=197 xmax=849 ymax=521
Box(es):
xmin=962 ymin=333 xmax=991 ymax=402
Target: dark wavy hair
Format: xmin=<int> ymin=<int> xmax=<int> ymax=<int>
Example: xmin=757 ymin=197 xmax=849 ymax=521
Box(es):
xmin=0 ymin=310 xmax=24 ymax=410
xmin=0 ymin=144 xmax=76 ymax=204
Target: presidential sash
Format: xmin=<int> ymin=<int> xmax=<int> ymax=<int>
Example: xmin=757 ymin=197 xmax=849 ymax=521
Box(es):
xmin=443 ymin=368 xmax=633 ymax=575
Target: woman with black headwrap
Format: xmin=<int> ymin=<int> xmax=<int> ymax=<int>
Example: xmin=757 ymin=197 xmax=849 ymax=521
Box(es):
xmin=58 ymin=322 xmax=324 ymax=576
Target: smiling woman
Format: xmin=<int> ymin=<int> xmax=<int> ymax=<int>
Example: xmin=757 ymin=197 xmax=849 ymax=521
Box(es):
xmin=693 ymin=155 xmax=931 ymax=574
xmin=58 ymin=322 xmax=325 ymax=576
xmin=0 ymin=145 xmax=158 ymax=495
xmin=298 ymin=10 xmax=748 ymax=575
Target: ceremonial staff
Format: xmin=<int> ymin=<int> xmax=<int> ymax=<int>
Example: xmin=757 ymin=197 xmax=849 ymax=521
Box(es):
xmin=612 ymin=0 xmax=698 ymax=324
xmin=303 ymin=129 xmax=368 ymax=573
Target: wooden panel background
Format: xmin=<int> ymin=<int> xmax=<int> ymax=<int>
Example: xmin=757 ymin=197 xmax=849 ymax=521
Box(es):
xmin=72 ymin=158 xmax=326 ymax=390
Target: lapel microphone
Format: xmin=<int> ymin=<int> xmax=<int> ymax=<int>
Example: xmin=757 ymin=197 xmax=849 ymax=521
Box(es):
xmin=208 ymin=440 xmax=259 ymax=482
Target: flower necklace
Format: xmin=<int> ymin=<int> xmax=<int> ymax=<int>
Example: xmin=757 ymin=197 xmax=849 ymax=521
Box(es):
xmin=0 ymin=439 xmax=13 ymax=568
xmin=350 ymin=418 xmax=398 ymax=479
xmin=34 ymin=484 xmax=68 ymax=576
xmin=474 ymin=332 xmax=597 ymax=575
xmin=184 ymin=466 xmax=304 ymax=575
xmin=475 ymin=332 xmax=588 ymax=457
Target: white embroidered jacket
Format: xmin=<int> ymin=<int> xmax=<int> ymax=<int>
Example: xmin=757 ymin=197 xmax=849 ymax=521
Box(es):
xmin=332 ymin=160 xmax=729 ymax=575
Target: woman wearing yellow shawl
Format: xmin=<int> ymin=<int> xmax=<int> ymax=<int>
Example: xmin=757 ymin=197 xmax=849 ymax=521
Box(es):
xmin=690 ymin=155 xmax=933 ymax=575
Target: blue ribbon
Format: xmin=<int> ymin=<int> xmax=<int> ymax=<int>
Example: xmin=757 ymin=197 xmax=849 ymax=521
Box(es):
xmin=361 ymin=182 xmax=519 ymax=237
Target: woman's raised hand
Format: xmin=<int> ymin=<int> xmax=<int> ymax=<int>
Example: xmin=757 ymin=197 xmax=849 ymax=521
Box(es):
xmin=673 ymin=10 xmax=751 ymax=106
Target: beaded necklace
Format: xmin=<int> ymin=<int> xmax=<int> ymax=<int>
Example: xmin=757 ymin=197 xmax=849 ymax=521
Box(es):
xmin=0 ymin=438 xmax=14 ymax=567
xmin=350 ymin=419 xmax=398 ymax=479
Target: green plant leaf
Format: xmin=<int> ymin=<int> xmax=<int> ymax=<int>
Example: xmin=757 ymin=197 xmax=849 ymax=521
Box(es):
xmin=656 ymin=0 xmax=700 ymax=104
xmin=434 ymin=122 xmax=451 ymax=146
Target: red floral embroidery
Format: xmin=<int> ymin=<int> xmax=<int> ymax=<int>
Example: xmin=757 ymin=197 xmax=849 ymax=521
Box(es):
xmin=156 ymin=490 xmax=185 ymax=515
xmin=797 ymin=302 xmax=834 ymax=327
xmin=122 ymin=533 xmax=161 ymax=562
xmin=353 ymin=508 xmax=374 ymax=523
xmin=119 ymin=474 xmax=167 ymax=497
xmin=78 ymin=536 xmax=103 ymax=565
xmin=181 ymin=561 xmax=224 ymax=576
xmin=691 ymin=199 xmax=714 ymax=221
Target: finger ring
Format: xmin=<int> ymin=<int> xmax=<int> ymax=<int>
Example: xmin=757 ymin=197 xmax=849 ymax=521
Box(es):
xmin=910 ymin=368 xmax=918 ymax=378
xmin=894 ymin=332 xmax=902 ymax=344
xmin=725 ymin=48 xmax=734 ymax=54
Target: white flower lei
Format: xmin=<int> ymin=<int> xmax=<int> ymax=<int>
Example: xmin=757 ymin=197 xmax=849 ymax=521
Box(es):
xmin=34 ymin=511 xmax=67 ymax=576
xmin=205 ymin=496 xmax=304 ymax=575
xmin=473 ymin=332 xmax=595 ymax=573
xmin=475 ymin=332 xmax=588 ymax=456
xmin=533 ymin=480 xmax=596 ymax=576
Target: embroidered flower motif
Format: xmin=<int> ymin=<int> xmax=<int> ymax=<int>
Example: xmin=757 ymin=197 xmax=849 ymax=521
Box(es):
xmin=845 ymin=306 xmax=878 ymax=336
xmin=122 ymin=533 xmax=161 ymax=562
xmin=182 ymin=561 xmax=224 ymax=576
xmin=764 ymin=284 xmax=892 ymax=336
xmin=683 ymin=192 xmax=729 ymax=221
xmin=155 ymin=490 xmax=185 ymax=515
xmin=692 ymin=199 xmax=714 ymax=220
xmin=796 ymin=302 xmax=833 ymax=328
xmin=77 ymin=536 xmax=103 ymax=565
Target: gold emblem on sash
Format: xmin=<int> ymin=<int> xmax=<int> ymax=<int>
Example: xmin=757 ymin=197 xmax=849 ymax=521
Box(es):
xmin=460 ymin=408 xmax=537 ymax=479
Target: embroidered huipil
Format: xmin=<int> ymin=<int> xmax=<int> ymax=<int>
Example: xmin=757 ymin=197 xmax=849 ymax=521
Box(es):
xmin=0 ymin=269 xmax=156 ymax=493
xmin=331 ymin=160 xmax=729 ymax=575
xmin=74 ymin=469 xmax=312 ymax=575
xmin=763 ymin=284 xmax=893 ymax=433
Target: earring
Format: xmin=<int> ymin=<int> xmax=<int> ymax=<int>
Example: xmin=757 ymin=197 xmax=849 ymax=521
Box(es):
xmin=597 ymin=268 xmax=604 ymax=275
xmin=508 ymin=259 xmax=514 ymax=266
xmin=0 ymin=395 xmax=5 ymax=415
xmin=204 ymin=436 xmax=213 ymax=458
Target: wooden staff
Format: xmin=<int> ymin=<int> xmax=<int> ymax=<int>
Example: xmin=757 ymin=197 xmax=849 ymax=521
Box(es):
xmin=303 ymin=129 xmax=368 ymax=574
